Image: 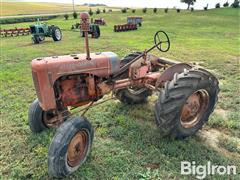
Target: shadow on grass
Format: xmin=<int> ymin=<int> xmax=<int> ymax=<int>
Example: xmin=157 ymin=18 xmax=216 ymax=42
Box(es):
xmin=24 ymin=100 xmax=239 ymax=179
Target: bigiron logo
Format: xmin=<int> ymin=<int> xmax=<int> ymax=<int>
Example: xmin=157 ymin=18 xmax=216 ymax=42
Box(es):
xmin=181 ymin=161 xmax=237 ymax=179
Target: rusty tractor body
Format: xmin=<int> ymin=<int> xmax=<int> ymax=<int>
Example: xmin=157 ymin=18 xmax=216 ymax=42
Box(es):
xmin=29 ymin=12 xmax=219 ymax=178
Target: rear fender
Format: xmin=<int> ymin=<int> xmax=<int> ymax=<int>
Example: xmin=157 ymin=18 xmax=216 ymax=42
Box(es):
xmin=156 ymin=63 xmax=192 ymax=87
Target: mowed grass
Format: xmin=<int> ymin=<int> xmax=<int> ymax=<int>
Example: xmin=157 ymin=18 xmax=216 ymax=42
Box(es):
xmin=1 ymin=2 xmax=119 ymax=16
xmin=0 ymin=8 xmax=240 ymax=179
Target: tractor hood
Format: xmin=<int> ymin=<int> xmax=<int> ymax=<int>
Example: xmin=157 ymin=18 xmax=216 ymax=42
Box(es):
xmin=31 ymin=52 xmax=120 ymax=79
xmin=31 ymin=52 xmax=120 ymax=110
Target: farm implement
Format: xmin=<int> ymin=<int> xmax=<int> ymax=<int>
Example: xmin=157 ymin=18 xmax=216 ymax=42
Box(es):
xmin=0 ymin=27 xmax=30 ymax=37
xmin=114 ymin=16 xmax=142 ymax=32
xmin=29 ymin=12 xmax=219 ymax=178
xmin=127 ymin=16 xmax=143 ymax=26
xmin=114 ymin=24 xmax=137 ymax=32
xmin=29 ymin=19 xmax=62 ymax=44
xmin=94 ymin=18 xmax=106 ymax=25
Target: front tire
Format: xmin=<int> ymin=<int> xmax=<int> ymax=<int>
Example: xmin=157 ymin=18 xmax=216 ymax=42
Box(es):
xmin=94 ymin=26 xmax=100 ymax=38
xmin=155 ymin=69 xmax=219 ymax=139
xmin=32 ymin=35 xmax=40 ymax=44
xmin=48 ymin=116 xmax=94 ymax=178
xmin=28 ymin=99 xmax=48 ymax=133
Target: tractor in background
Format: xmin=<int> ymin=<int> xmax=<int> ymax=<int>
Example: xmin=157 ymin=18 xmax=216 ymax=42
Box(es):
xmin=80 ymin=24 xmax=100 ymax=38
xmin=114 ymin=16 xmax=143 ymax=32
xmin=29 ymin=19 xmax=62 ymax=44
xmin=71 ymin=23 xmax=101 ymax=38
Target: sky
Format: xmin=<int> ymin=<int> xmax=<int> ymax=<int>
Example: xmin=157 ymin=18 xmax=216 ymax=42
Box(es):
xmin=12 ymin=0 xmax=235 ymax=9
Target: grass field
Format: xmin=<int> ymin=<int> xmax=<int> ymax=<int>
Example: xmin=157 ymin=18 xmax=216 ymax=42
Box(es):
xmin=0 ymin=8 xmax=240 ymax=179
xmin=1 ymin=2 xmax=119 ymax=16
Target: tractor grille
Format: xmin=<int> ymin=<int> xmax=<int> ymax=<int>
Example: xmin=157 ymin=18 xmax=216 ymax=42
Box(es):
xmin=39 ymin=27 xmax=44 ymax=33
xmin=32 ymin=71 xmax=42 ymax=103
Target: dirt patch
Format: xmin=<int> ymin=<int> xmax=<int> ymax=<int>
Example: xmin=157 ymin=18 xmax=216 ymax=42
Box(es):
xmin=145 ymin=163 xmax=160 ymax=169
xmin=198 ymin=128 xmax=240 ymax=159
xmin=215 ymin=108 xmax=228 ymax=120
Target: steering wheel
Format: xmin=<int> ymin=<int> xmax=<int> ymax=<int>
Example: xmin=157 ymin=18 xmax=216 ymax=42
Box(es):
xmin=154 ymin=30 xmax=170 ymax=52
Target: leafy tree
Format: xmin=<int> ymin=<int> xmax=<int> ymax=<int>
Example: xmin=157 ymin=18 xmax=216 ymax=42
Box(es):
xmin=181 ymin=0 xmax=196 ymax=10
xmin=121 ymin=8 xmax=127 ymax=13
xmin=164 ymin=8 xmax=168 ymax=13
xmin=143 ymin=7 xmax=147 ymax=13
xmin=191 ymin=7 xmax=194 ymax=11
xmin=103 ymin=8 xmax=106 ymax=13
xmin=96 ymin=8 xmax=101 ymax=14
xmin=215 ymin=3 xmax=220 ymax=8
xmin=64 ymin=14 xmax=69 ymax=20
xmin=153 ymin=8 xmax=157 ymax=13
xmin=231 ymin=0 xmax=239 ymax=8
xmin=88 ymin=8 xmax=93 ymax=16
xmin=177 ymin=8 xmax=181 ymax=12
xmin=204 ymin=4 xmax=208 ymax=10
xmin=73 ymin=11 xmax=77 ymax=19
xmin=132 ymin=9 xmax=136 ymax=13
xmin=223 ymin=2 xmax=229 ymax=7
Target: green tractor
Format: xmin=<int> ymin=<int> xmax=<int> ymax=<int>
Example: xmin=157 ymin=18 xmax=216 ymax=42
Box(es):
xmin=29 ymin=19 xmax=62 ymax=44
xmin=80 ymin=24 xmax=100 ymax=38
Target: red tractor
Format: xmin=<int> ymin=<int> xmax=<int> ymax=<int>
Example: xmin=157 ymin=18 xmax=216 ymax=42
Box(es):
xmin=29 ymin=13 xmax=219 ymax=178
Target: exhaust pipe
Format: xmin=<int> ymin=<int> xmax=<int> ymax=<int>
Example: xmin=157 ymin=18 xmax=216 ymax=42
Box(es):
xmin=80 ymin=12 xmax=91 ymax=60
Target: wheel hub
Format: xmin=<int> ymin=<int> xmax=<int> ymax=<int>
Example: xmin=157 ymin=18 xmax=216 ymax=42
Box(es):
xmin=67 ymin=130 xmax=88 ymax=167
xmin=55 ymin=29 xmax=61 ymax=39
xmin=180 ymin=90 xmax=209 ymax=129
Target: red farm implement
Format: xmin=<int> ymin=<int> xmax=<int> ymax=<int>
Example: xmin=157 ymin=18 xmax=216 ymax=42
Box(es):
xmin=0 ymin=28 xmax=30 ymax=37
xmin=114 ymin=24 xmax=137 ymax=32
xmin=94 ymin=18 xmax=106 ymax=25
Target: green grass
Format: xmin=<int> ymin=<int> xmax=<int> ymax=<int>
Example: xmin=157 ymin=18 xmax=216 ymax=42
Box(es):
xmin=0 ymin=8 xmax=240 ymax=179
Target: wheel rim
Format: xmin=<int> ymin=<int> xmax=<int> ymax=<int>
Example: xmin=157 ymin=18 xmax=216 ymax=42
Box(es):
xmin=42 ymin=111 xmax=56 ymax=126
xmin=67 ymin=130 xmax=89 ymax=167
xmin=55 ymin=29 xmax=61 ymax=40
xmin=180 ymin=89 xmax=209 ymax=129
xmin=39 ymin=36 xmax=45 ymax=41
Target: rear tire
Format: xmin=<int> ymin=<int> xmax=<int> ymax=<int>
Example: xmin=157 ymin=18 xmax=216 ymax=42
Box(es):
xmin=155 ymin=69 xmax=219 ymax=139
xmin=114 ymin=52 xmax=152 ymax=104
xmin=52 ymin=26 xmax=62 ymax=41
xmin=115 ymin=87 xmax=152 ymax=104
xmin=28 ymin=99 xmax=47 ymax=133
xmin=48 ymin=116 xmax=94 ymax=178
xmin=80 ymin=30 xmax=85 ymax=37
xmin=95 ymin=25 xmax=100 ymax=38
